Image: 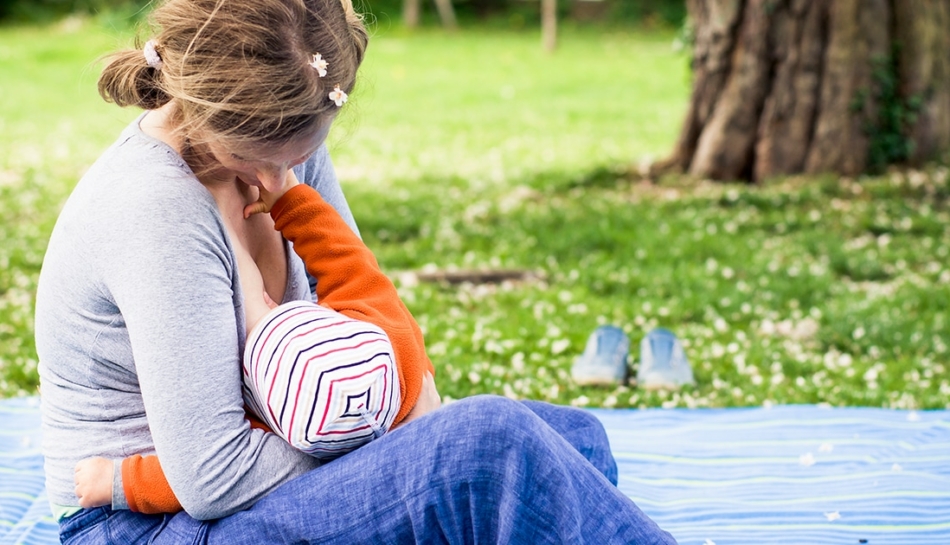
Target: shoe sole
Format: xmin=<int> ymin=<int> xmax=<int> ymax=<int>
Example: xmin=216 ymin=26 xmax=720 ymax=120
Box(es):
xmin=572 ymin=375 xmax=627 ymax=387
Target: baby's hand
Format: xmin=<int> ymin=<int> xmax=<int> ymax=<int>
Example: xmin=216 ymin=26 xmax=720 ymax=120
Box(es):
xmin=393 ymin=372 xmax=441 ymax=430
xmin=74 ymin=457 xmax=113 ymax=508
xmin=244 ymin=169 xmax=302 ymax=218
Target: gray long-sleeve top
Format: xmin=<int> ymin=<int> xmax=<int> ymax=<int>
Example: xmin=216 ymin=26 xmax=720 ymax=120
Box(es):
xmin=35 ymin=116 xmax=358 ymax=520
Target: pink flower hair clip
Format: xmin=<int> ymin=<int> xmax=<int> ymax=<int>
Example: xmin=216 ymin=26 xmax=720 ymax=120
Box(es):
xmin=328 ymin=85 xmax=348 ymax=107
xmin=143 ymin=40 xmax=163 ymax=71
xmin=309 ymin=53 xmax=328 ymax=77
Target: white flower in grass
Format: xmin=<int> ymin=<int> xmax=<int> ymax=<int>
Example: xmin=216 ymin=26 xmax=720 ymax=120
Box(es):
xmin=799 ymin=452 xmax=816 ymax=466
xmin=819 ymin=443 xmax=834 ymax=453
xmin=309 ymin=53 xmax=328 ymax=77
xmin=824 ymin=511 xmax=841 ymax=521
xmin=328 ymin=85 xmax=348 ymax=107
xmin=551 ymin=339 xmax=570 ymax=355
xmin=570 ymin=395 xmax=590 ymax=407
xmin=714 ymin=318 xmax=728 ymax=332
xmin=891 ymin=463 xmax=903 ymax=472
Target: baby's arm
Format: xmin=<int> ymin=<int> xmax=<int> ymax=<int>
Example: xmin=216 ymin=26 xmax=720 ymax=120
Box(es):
xmin=73 ymin=455 xmax=178 ymax=513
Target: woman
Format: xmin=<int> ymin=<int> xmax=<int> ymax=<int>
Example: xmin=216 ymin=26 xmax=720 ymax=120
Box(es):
xmin=34 ymin=0 xmax=675 ymax=542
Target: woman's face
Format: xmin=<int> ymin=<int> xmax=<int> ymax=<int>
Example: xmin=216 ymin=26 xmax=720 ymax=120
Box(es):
xmin=203 ymin=123 xmax=331 ymax=193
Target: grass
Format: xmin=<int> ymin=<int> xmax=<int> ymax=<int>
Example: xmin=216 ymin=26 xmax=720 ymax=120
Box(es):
xmin=1 ymin=16 xmax=948 ymax=409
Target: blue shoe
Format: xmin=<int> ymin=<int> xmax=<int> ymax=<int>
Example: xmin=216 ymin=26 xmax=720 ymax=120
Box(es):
xmin=636 ymin=328 xmax=694 ymax=390
xmin=571 ymin=325 xmax=630 ymax=386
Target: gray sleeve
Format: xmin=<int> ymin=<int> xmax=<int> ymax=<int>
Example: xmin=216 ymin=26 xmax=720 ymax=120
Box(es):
xmin=293 ymin=144 xmax=360 ymax=295
xmin=103 ymin=191 xmax=319 ymax=520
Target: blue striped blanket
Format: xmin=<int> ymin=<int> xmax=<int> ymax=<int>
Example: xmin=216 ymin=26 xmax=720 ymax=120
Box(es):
xmin=3 ymin=397 xmax=949 ymax=544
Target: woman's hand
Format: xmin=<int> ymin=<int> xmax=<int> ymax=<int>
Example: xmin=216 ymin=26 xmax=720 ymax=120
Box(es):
xmin=244 ymin=169 xmax=302 ymax=218
xmin=393 ymin=372 xmax=441 ymax=430
xmin=74 ymin=457 xmax=114 ymax=508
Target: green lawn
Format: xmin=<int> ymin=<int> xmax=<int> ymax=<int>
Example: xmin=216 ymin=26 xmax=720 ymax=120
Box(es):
xmin=1 ymin=16 xmax=948 ymax=409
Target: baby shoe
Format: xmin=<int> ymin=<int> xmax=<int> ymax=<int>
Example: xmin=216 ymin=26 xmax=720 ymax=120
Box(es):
xmin=571 ymin=325 xmax=630 ymax=386
xmin=636 ymin=327 xmax=694 ymax=390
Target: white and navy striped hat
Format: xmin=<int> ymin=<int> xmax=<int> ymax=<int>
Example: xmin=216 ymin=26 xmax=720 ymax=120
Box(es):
xmin=242 ymin=300 xmax=401 ymax=459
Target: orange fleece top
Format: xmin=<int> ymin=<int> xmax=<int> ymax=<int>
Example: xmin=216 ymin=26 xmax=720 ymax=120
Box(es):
xmin=121 ymin=184 xmax=433 ymax=514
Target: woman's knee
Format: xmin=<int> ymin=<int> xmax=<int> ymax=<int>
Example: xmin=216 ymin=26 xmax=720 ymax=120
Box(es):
xmin=443 ymin=395 xmax=538 ymax=439
xmin=431 ymin=395 xmax=545 ymax=466
xmin=422 ymin=396 xmax=617 ymax=485
xmin=521 ymin=399 xmax=605 ymax=435
xmin=519 ymin=400 xmax=618 ymax=485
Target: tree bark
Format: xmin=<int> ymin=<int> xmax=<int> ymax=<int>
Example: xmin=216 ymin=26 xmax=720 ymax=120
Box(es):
xmin=804 ymin=0 xmax=890 ymax=175
xmin=753 ymin=0 xmax=824 ymax=181
xmin=893 ymin=1 xmax=950 ymax=163
xmin=403 ymin=0 xmax=421 ymax=28
xmin=541 ymin=0 xmax=557 ymax=52
xmin=662 ymin=0 xmax=950 ymax=183
xmin=433 ymin=0 xmax=458 ymax=30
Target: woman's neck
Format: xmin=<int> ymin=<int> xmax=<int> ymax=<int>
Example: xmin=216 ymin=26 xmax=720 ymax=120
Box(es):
xmin=141 ymin=105 xmax=235 ymax=187
xmin=140 ymin=104 xmax=181 ymax=152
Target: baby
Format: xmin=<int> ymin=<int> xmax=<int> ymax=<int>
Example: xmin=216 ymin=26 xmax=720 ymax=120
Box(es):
xmin=74 ymin=173 xmax=437 ymax=512
xmin=235 ymin=234 xmax=402 ymax=459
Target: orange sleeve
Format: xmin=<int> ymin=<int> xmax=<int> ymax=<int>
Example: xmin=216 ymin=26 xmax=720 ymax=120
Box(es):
xmin=270 ymin=184 xmax=434 ymax=424
xmin=121 ymin=410 xmax=272 ymax=514
xmin=121 ymin=455 xmax=181 ymax=514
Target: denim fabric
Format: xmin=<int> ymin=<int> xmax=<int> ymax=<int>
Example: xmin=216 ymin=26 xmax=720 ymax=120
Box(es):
xmin=60 ymin=396 xmax=675 ymax=544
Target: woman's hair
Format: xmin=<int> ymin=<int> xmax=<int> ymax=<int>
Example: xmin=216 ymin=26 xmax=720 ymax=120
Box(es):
xmin=98 ymin=0 xmax=368 ymax=147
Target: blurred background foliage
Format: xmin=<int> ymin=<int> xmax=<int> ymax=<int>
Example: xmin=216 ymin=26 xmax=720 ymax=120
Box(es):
xmin=0 ymin=0 xmax=145 ymax=23
xmin=0 ymin=0 xmax=686 ymax=27
xmin=2 ymin=0 xmax=945 ymax=409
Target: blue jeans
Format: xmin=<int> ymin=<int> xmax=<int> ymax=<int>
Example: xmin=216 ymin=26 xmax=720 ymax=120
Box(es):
xmin=59 ymin=396 xmax=675 ymax=544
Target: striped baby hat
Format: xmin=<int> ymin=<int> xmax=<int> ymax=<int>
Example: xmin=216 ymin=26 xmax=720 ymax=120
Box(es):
xmin=242 ymin=300 xmax=401 ymax=459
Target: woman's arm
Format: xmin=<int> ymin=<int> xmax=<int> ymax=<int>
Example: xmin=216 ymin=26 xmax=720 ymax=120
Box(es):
xmin=74 ymin=408 xmax=275 ymax=514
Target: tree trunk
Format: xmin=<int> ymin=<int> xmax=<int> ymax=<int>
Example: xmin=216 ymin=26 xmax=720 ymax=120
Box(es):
xmin=433 ymin=0 xmax=458 ymax=30
xmin=541 ymin=0 xmax=558 ymax=52
xmin=403 ymin=0 xmax=421 ymax=28
xmin=893 ymin=1 xmax=950 ymax=163
xmin=661 ymin=0 xmax=950 ymax=183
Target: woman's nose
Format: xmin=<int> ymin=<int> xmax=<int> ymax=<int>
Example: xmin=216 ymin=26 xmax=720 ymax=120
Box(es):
xmin=255 ymin=166 xmax=286 ymax=192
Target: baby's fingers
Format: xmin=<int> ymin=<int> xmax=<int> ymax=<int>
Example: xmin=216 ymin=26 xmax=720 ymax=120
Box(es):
xmin=244 ymin=200 xmax=270 ymax=219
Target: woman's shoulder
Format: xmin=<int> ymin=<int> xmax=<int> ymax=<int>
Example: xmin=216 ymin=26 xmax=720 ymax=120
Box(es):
xmin=55 ymin=121 xmax=225 ymax=258
xmin=80 ymin=123 xmax=217 ymax=217
xmin=98 ymin=120 xmax=198 ymax=188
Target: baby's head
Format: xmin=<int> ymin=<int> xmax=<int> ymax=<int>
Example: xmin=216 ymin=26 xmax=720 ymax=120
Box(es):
xmin=242 ymin=301 xmax=401 ymax=459
xmin=98 ymin=0 xmax=367 ymax=161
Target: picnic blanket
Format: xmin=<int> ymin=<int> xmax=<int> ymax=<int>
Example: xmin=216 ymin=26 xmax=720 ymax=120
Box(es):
xmin=2 ymin=397 xmax=949 ymax=545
